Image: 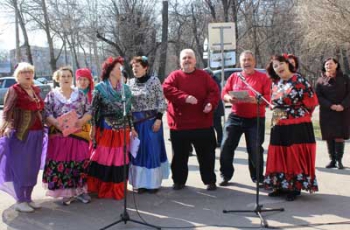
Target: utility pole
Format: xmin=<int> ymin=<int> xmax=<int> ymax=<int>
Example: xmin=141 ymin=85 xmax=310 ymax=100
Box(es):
xmin=158 ymin=0 xmax=168 ymax=82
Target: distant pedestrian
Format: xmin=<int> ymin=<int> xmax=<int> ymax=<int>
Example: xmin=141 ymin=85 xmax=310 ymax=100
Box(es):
xmin=163 ymin=49 xmax=220 ymax=191
xmin=204 ymin=68 xmax=224 ymax=147
xmin=316 ymin=57 xmax=350 ymax=169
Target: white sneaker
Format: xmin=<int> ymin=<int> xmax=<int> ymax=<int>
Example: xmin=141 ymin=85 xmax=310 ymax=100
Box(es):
xmin=15 ymin=202 xmax=35 ymax=213
xmin=76 ymin=193 xmax=91 ymax=204
xmin=28 ymin=201 xmax=41 ymax=209
xmin=62 ymin=197 xmax=75 ymax=206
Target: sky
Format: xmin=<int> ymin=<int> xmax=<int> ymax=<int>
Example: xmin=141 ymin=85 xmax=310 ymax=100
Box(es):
xmin=0 ymin=15 xmax=47 ymax=52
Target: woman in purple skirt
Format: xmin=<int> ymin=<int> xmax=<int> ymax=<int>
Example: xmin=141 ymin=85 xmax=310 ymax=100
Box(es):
xmin=0 ymin=62 xmax=45 ymax=212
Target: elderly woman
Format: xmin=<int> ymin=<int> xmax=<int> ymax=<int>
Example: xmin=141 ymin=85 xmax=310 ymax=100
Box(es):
xmin=128 ymin=56 xmax=169 ymax=194
xmin=0 ymin=62 xmax=45 ymax=212
xmin=316 ymin=58 xmax=350 ymax=169
xmin=264 ymin=55 xmax=318 ymax=201
xmin=88 ymin=57 xmax=137 ymax=200
xmin=42 ymin=66 xmax=92 ymax=205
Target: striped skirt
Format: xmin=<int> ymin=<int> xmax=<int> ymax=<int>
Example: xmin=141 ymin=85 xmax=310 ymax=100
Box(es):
xmin=87 ymin=120 xmax=130 ymax=200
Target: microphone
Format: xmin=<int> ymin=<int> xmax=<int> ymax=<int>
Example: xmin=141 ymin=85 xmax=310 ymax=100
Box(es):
xmin=121 ymin=81 xmax=126 ymax=101
xmin=238 ymin=72 xmax=246 ymax=81
xmin=120 ymin=66 xmax=126 ymax=101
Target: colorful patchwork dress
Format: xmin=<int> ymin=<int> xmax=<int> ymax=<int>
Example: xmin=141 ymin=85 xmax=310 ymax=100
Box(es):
xmin=87 ymin=80 xmax=133 ymax=200
xmin=264 ymin=74 xmax=319 ymax=193
xmin=42 ymin=87 xmax=91 ymax=198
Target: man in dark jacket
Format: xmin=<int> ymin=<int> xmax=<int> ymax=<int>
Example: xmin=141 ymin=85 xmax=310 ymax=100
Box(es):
xmin=204 ymin=68 xmax=224 ymax=147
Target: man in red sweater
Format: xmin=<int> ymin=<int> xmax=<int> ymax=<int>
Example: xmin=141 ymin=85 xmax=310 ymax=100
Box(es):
xmin=219 ymin=50 xmax=271 ymax=186
xmin=163 ymin=49 xmax=220 ymax=191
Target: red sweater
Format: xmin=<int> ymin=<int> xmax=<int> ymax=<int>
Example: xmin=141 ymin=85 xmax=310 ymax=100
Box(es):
xmin=163 ymin=69 xmax=220 ymax=130
xmin=222 ymin=70 xmax=271 ymax=118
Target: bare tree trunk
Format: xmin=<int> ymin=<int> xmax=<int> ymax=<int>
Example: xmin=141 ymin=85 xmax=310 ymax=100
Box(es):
xmin=92 ymin=37 xmax=101 ymax=77
xmin=157 ymin=0 xmax=168 ymax=82
xmin=15 ymin=2 xmax=33 ymax=64
xmin=14 ymin=0 xmax=20 ymax=63
xmin=341 ymin=48 xmax=350 ymax=75
xmin=231 ymin=0 xmax=240 ymax=66
xmin=41 ymin=0 xmax=56 ymax=74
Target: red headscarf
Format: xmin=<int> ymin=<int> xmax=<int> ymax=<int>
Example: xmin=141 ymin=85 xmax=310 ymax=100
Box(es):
xmin=76 ymin=68 xmax=94 ymax=103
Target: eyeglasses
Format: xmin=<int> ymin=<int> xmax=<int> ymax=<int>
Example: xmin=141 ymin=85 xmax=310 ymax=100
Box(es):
xmin=20 ymin=70 xmax=34 ymax=74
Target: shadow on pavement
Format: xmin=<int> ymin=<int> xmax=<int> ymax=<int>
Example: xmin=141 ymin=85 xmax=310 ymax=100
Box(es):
xmin=2 ymin=185 xmax=350 ymax=230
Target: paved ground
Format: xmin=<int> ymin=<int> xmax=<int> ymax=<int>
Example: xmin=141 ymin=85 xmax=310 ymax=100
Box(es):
xmin=1 ymin=107 xmax=350 ymax=230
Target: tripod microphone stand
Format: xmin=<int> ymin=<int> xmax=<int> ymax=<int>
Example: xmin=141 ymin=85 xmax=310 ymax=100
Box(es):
xmin=100 ymin=82 xmax=160 ymax=230
xmin=223 ymin=73 xmax=284 ymax=228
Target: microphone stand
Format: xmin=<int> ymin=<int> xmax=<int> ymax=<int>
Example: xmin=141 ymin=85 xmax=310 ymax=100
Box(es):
xmin=223 ymin=73 xmax=284 ymax=228
xmin=100 ymin=83 xmax=161 ymax=230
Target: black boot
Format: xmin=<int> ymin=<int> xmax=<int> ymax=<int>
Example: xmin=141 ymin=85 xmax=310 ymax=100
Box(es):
xmin=335 ymin=142 xmax=345 ymax=169
xmin=326 ymin=140 xmax=336 ymax=168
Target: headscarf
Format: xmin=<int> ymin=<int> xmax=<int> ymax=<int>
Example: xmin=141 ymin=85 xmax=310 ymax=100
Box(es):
xmin=76 ymin=68 xmax=94 ymax=103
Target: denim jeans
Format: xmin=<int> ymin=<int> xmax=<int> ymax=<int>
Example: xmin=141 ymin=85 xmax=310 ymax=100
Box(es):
xmin=219 ymin=113 xmax=265 ymax=182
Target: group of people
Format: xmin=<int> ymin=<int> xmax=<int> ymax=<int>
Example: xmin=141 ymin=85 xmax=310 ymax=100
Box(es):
xmin=163 ymin=49 xmax=349 ymax=202
xmin=0 ymin=55 xmax=169 ymax=212
xmin=0 ymin=48 xmax=349 ymax=214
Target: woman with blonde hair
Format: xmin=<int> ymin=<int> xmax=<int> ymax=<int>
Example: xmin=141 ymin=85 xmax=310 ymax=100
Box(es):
xmin=0 ymin=62 xmax=45 ymax=212
xmin=42 ymin=66 xmax=92 ymax=205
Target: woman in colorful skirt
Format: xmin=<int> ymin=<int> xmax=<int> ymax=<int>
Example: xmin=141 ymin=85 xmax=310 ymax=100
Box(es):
xmin=264 ymin=55 xmax=319 ymax=201
xmin=0 ymin=62 xmax=45 ymax=212
xmin=128 ymin=56 xmax=169 ymax=194
xmin=88 ymin=57 xmax=137 ymax=200
xmin=42 ymin=66 xmax=92 ymax=205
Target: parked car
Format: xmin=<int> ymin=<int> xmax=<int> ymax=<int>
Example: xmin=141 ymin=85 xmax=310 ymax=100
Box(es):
xmin=36 ymin=77 xmax=48 ymax=84
xmin=212 ymin=68 xmax=267 ymax=86
xmin=0 ymin=77 xmax=51 ymax=105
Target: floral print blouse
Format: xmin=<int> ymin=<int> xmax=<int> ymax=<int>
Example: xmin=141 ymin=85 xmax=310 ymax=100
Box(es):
xmin=44 ymin=87 xmax=91 ymax=119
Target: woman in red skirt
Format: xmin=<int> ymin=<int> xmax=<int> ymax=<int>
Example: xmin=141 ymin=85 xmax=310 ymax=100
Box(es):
xmin=264 ymin=55 xmax=319 ymax=201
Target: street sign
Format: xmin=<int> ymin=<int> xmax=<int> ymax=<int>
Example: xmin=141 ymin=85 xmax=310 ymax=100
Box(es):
xmin=208 ymin=22 xmax=236 ymax=51
xmin=210 ymin=51 xmax=235 ymax=68
xmin=203 ymin=51 xmax=208 ymax=59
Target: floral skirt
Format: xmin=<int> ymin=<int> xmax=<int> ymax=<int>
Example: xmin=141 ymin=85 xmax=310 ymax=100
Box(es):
xmin=42 ymin=133 xmax=90 ymax=198
xmin=264 ymin=117 xmax=318 ymax=192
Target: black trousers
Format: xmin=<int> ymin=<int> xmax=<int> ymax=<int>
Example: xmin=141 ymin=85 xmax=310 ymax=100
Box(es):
xmin=170 ymin=128 xmax=216 ymax=185
xmin=220 ymin=113 xmax=265 ymax=182
xmin=213 ymin=114 xmax=223 ymax=145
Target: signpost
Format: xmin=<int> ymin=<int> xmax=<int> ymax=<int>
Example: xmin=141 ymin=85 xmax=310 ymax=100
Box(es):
xmin=208 ymin=22 xmax=236 ymax=122
xmin=208 ymin=22 xmax=236 ymax=88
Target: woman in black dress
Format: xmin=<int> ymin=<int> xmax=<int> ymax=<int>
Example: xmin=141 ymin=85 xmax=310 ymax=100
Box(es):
xmin=316 ymin=58 xmax=350 ymax=169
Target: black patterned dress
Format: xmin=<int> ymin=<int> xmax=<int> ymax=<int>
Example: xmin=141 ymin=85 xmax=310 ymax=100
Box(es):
xmin=264 ymin=74 xmax=319 ymax=192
